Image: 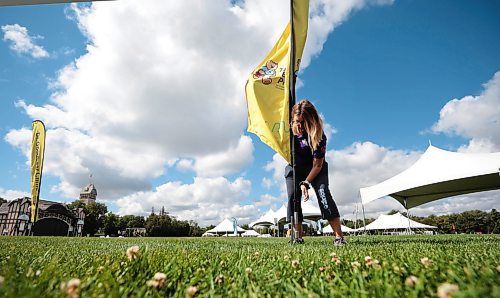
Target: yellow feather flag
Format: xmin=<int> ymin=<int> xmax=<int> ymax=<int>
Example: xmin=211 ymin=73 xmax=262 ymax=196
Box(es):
xmin=245 ymin=0 xmax=309 ymax=163
xmin=30 ymin=120 xmax=46 ymax=222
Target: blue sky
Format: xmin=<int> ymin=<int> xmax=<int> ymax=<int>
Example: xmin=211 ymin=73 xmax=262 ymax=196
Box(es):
xmin=1 ymin=0 xmax=499 ymax=226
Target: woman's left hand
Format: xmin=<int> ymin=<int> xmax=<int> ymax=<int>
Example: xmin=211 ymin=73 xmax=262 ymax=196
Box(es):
xmin=301 ymin=185 xmax=309 ymax=202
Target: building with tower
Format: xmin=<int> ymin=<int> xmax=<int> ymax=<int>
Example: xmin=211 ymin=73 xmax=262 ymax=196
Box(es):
xmin=80 ymin=183 xmax=97 ymax=205
xmin=0 ymin=198 xmax=85 ymax=236
xmin=0 ymin=180 xmax=97 ymax=236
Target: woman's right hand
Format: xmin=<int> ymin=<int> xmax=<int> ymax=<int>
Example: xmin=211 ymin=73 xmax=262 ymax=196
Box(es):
xmin=301 ymin=185 xmax=309 ymax=202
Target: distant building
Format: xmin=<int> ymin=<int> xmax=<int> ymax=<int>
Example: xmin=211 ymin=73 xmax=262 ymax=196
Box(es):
xmin=80 ymin=183 xmax=97 ymax=205
xmin=0 ymin=197 xmax=85 ymax=236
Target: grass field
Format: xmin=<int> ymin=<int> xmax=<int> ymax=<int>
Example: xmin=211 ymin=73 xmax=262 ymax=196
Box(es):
xmin=0 ymin=235 xmax=499 ymax=297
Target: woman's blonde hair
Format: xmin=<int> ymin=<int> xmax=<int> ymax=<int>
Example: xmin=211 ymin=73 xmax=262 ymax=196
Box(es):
xmin=291 ymin=99 xmax=324 ymax=151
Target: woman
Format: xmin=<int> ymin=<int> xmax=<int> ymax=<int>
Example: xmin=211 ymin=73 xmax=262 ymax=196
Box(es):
xmin=285 ymin=99 xmax=346 ymax=246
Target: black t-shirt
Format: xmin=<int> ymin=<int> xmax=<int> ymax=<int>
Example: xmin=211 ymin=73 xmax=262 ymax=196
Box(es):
xmin=294 ymin=133 xmax=327 ymax=170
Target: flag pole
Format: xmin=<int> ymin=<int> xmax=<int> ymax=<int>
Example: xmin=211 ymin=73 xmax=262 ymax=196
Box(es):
xmin=289 ymin=0 xmax=298 ymax=244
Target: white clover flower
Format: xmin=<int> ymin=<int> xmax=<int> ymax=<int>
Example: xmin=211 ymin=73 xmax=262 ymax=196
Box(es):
xmin=147 ymin=272 xmax=166 ymax=289
xmin=126 ymin=246 xmax=140 ymax=261
xmin=331 ymin=254 xmax=341 ymax=265
xmin=437 ymin=283 xmax=459 ymax=298
xmin=186 ymin=286 xmax=198 ymax=298
xmin=405 ymin=276 xmax=418 ymax=287
xmin=214 ymin=274 xmax=224 ymax=285
xmin=62 ymin=278 xmax=81 ymax=298
xmin=364 ymin=256 xmax=373 ymax=267
xmin=420 ymin=257 xmax=432 ymax=267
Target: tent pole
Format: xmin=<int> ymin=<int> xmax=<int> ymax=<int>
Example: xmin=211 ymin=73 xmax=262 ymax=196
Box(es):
xmin=404 ymin=198 xmax=411 ymax=234
xmin=361 ymin=203 xmax=367 ymax=235
xmin=353 ymin=204 xmax=358 ymax=235
xmin=359 ymin=193 xmax=367 ymax=235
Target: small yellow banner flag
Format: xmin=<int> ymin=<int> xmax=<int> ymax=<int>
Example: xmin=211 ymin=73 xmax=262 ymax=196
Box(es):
xmin=30 ymin=120 xmax=46 ymax=222
xmin=245 ymin=0 xmax=309 ymax=163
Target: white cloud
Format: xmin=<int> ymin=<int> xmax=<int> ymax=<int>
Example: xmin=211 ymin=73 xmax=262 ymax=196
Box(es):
xmin=254 ymin=193 xmax=282 ymax=207
xmin=1 ymin=24 xmax=49 ymax=58
xmin=432 ymin=71 xmax=500 ymax=152
xmin=115 ymin=176 xmax=255 ymax=226
xmin=261 ymin=177 xmax=272 ymax=189
xmin=176 ymin=159 xmax=194 ymax=172
xmin=409 ymin=191 xmax=500 ymax=217
xmin=190 ymin=136 xmax=254 ymax=177
xmin=0 ymin=188 xmax=31 ymax=201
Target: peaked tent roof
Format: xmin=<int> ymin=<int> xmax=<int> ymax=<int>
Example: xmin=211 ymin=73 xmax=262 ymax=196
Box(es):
xmin=274 ymin=204 xmax=288 ymax=222
xmin=322 ymin=224 xmax=356 ymax=233
xmin=357 ymin=212 xmax=436 ymax=231
xmin=241 ymin=230 xmax=260 ymax=237
xmin=302 ymin=200 xmax=322 ymax=220
xmin=360 ymin=145 xmax=500 ymax=208
xmin=273 ymin=200 xmax=322 ymax=222
xmin=206 ymin=218 xmax=246 ymax=234
xmin=249 ymin=208 xmax=277 ymax=227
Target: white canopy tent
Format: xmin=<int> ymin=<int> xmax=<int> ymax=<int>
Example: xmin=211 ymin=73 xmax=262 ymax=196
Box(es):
xmin=360 ymin=145 xmax=500 ymax=209
xmin=357 ymin=212 xmax=437 ymax=232
xmin=273 ymin=200 xmax=322 ymax=222
xmin=322 ymin=224 xmax=356 ymax=234
xmin=274 ymin=205 xmax=288 ymax=222
xmin=249 ymin=208 xmax=277 ymax=228
xmin=206 ymin=218 xmax=246 ymax=236
xmin=241 ymin=230 xmax=260 ymax=237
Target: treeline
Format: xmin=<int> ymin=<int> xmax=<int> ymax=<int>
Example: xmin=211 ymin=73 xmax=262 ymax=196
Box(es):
xmin=343 ymin=209 xmax=500 ymax=234
xmin=68 ymin=201 xmax=206 ymax=237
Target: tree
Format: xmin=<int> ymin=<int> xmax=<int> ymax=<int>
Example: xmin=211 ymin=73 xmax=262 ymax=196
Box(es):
xmin=0 ymin=197 xmax=6 ymax=205
xmin=103 ymin=212 xmax=120 ymax=236
xmin=188 ymin=220 xmax=205 ymax=237
xmin=145 ymin=213 xmax=196 ymax=237
xmin=119 ymin=215 xmax=146 ymax=231
xmin=68 ymin=200 xmax=107 ymax=236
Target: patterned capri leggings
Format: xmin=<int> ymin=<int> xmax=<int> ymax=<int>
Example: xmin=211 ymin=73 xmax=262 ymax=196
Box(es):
xmin=285 ymin=162 xmax=340 ymax=223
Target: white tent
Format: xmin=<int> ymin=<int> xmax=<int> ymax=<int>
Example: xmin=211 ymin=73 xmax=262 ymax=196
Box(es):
xmin=357 ymin=212 xmax=437 ymax=231
xmin=274 ymin=204 xmax=288 ymax=222
xmin=249 ymin=208 xmax=277 ymax=227
xmin=322 ymin=224 xmax=356 ymax=234
xmin=273 ymin=200 xmax=322 ymax=222
xmin=360 ymin=145 xmax=500 ymax=209
xmin=302 ymin=200 xmax=323 ymax=220
xmin=241 ymin=230 xmax=260 ymax=237
xmin=206 ymin=218 xmax=246 ymax=235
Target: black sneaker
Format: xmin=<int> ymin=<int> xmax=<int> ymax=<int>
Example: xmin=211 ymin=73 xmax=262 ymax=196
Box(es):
xmin=333 ymin=237 xmax=346 ymax=246
xmin=296 ymin=238 xmax=305 ymax=244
